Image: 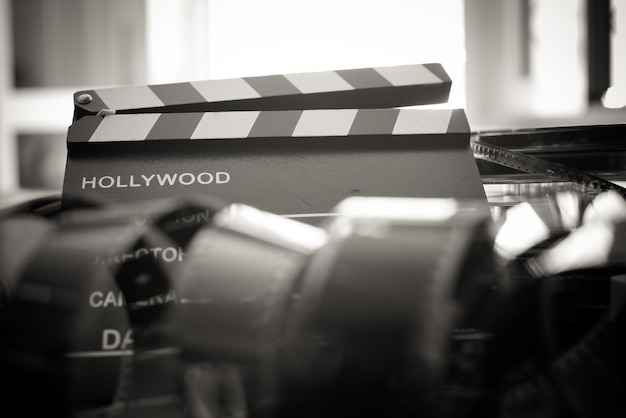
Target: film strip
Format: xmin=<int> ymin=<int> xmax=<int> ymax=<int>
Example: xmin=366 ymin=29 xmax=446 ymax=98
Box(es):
xmin=68 ymin=108 xmax=469 ymax=143
xmin=471 ymin=137 xmax=626 ymax=199
xmin=474 ymin=123 xmax=626 ymax=150
xmin=0 ymin=197 xmax=225 ymax=418
xmin=3 ymin=194 xmax=625 ymax=416
xmin=1 ymin=195 xmax=333 ymax=417
xmin=2 ymin=219 xmax=145 ymax=417
xmin=73 ymin=63 xmax=451 ymax=119
xmin=163 ymin=197 xmax=500 ymax=416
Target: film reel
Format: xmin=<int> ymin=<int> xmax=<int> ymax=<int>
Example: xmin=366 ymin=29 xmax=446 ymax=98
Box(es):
xmin=0 ymin=196 xmax=502 ymax=418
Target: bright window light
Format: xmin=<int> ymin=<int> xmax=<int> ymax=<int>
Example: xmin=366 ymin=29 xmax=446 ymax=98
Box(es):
xmin=145 ymin=1 xmax=465 ymax=106
xmin=206 ymin=0 xmax=466 ymax=108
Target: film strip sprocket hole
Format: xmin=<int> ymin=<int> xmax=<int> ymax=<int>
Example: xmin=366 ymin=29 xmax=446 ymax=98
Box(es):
xmin=471 ymin=138 xmax=626 ymax=199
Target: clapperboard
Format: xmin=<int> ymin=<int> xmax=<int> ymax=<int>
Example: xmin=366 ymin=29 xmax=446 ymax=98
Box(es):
xmin=64 ymin=63 xmax=487 ymax=222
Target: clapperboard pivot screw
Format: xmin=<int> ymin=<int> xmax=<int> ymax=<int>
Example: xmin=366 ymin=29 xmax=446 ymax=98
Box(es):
xmin=76 ymin=93 xmax=93 ymax=104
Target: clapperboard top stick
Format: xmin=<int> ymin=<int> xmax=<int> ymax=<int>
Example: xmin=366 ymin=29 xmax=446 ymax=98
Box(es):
xmin=69 ymin=63 xmax=465 ymax=143
xmin=72 ymin=63 xmax=452 ymax=120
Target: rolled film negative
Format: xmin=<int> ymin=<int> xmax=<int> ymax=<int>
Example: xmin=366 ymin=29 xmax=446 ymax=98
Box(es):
xmin=0 ymin=192 xmax=500 ymax=418
xmin=0 ymin=197 xmax=226 ymax=418
xmin=3 ymin=192 xmax=624 ymax=417
xmin=474 ymin=123 xmax=626 ymax=185
xmin=167 ymin=197 xmax=502 ymax=417
xmin=2 ymin=220 xmax=147 ymax=417
xmin=164 ymin=203 xmax=328 ymax=416
xmin=473 ymin=123 xmax=626 ymax=156
xmin=493 ymin=191 xmax=590 ymax=261
xmin=0 ymin=195 xmax=336 ymax=417
xmin=471 ymin=138 xmax=626 ymax=199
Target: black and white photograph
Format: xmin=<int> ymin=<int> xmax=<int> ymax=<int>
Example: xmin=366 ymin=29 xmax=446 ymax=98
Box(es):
xmin=1 ymin=1 xmax=625 ymax=417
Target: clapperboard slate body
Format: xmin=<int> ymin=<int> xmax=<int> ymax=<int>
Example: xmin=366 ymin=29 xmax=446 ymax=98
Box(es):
xmin=64 ymin=63 xmax=486 ymax=220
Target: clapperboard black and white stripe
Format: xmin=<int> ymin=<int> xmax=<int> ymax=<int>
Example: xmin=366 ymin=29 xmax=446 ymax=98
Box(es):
xmin=68 ymin=108 xmax=469 ymax=143
xmin=73 ymin=63 xmax=451 ymax=118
